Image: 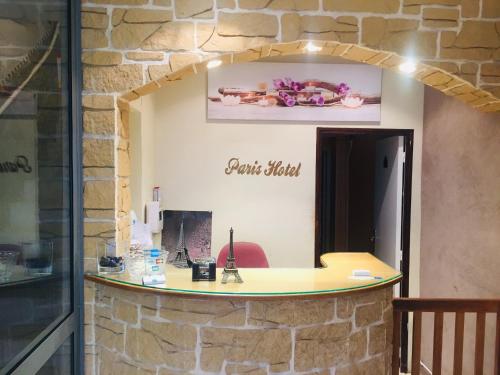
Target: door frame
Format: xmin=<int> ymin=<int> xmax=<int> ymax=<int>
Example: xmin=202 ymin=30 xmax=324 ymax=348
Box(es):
xmin=315 ymin=127 xmax=413 ymax=371
xmin=1 ymin=0 xmax=83 ymax=373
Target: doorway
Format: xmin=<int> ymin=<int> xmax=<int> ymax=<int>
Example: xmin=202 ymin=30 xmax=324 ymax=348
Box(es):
xmin=315 ymin=128 xmax=413 ymax=369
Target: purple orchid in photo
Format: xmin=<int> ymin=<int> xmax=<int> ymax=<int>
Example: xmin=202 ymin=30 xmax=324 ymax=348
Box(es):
xmin=336 ymin=83 xmax=350 ymax=95
xmin=311 ymin=95 xmax=325 ymax=106
xmin=273 ymin=78 xmax=286 ymax=90
xmin=291 ymin=81 xmax=305 ymax=92
xmin=284 ymin=96 xmax=296 ymax=107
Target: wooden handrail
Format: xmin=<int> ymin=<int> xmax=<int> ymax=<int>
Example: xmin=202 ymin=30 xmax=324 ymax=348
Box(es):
xmin=393 ymin=298 xmax=500 ymax=312
xmin=391 ymin=298 xmax=500 ymax=375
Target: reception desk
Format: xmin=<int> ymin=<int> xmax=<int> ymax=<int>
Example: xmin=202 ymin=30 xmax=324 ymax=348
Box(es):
xmin=84 ymin=253 xmax=401 ymax=375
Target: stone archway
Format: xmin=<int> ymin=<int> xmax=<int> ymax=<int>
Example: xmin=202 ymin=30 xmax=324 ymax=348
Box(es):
xmin=109 ymin=39 xmax=497 ymax=250
xmin=118 ymin=40 xmax=500 ymax=111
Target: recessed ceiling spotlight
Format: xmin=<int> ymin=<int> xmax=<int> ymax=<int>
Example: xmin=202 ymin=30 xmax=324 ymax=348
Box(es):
xmin=305 ymin=41 xmax=322 ymax=53
xmin=207 ymin=59 xmax=222 ymax=69
xmin=399 ymin=60 xmax=417 ymax=74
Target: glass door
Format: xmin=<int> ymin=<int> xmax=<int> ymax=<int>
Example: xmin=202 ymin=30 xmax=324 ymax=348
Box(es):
xmin=0 ymin=0 xmax=82 ymax=373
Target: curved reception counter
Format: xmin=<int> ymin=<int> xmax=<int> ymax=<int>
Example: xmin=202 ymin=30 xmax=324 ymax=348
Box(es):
xmin=84 ymin=253 xmax=401 ymax=375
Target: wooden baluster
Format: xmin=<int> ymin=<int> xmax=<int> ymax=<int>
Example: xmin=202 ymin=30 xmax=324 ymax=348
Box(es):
xmin=432 ymin=312 xmax=444 ymax=375
xmin=453 ymin=312 xmax=465 ymax=375
xmin=412 ymin=311 xmax=422 ymax=375
xmin=474 ymin=312 xmax=485 ymax=375
xmin=392 ymin=309 xmax=402 ymax=375
xmin=495 ymin=311 xmax=500 ymax=375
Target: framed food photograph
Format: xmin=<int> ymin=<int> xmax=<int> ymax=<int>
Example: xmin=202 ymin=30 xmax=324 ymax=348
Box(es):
xmin=207 ymin=62 xmax=382 ymax=123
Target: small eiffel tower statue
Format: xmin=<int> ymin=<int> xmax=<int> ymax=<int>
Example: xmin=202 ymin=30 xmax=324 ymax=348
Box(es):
xmin=172 ymin=218 xmax=192 ymax=268
xmin=221 ymin=227 xmax=243 ymax=284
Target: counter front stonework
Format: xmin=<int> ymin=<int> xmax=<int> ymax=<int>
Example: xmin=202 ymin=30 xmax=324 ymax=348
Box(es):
xmin=85 ymin=282 xmax=394 ymax=375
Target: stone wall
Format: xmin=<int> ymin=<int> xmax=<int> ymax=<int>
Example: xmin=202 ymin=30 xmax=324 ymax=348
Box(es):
xmin=81 ymin=0 xmax=500 ymax=274
xmin=84 ymin=281 xmax=394 ymax=375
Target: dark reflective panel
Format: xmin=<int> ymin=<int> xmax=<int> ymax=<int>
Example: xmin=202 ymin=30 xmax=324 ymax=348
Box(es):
xmin=0 ymin=0 xmax=72 ymax=370
xmin=36 ymin=335 xmax=73 ymax=375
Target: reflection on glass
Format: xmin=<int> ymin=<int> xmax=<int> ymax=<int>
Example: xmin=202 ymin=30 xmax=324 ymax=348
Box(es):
xmin=0 ymin=0 xmax=72 ymax=370
xmin=36 ymin=335 xmax=73 ymax=375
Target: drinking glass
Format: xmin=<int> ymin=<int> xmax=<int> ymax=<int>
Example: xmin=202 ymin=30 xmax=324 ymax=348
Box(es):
xmin=0 ymin=251 xmax=18 ymax=282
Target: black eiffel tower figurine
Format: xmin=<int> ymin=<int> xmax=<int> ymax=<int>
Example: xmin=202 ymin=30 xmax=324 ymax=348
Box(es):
xmin=172 ymin=218 xmax=192 ymax=268
xmin=221 ymin=227 xmax=243 ymax=284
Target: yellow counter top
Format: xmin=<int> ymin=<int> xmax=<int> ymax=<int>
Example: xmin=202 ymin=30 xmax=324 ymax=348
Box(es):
xmin=85 ymin=252 xmax=401 ymax=299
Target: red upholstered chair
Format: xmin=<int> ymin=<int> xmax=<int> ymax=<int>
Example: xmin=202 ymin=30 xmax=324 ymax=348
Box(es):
xmin=216 ymin=242 xmax=269 ymax=268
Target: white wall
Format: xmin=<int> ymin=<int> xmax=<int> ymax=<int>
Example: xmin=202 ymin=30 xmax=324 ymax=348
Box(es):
xmin=130 ymin=66 xmax=423 ymax=295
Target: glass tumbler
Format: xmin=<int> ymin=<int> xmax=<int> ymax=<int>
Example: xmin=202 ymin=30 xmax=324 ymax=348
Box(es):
xmin=0 ymin=251 xmax=18 ymax=283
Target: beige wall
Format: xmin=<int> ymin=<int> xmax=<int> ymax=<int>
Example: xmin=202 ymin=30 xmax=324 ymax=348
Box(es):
xmin=130 ymin=66 xmax=424 ymax=280
xmin=420 ymin=87 xmax=500 ymax=374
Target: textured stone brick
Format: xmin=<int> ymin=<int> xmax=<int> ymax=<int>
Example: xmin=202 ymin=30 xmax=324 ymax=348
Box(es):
xmin=83 ymin=139 xmax=114 ymax=167
xmin=83 ymin=167 xmax=115 ymax=180
xmin=95 ymin=317 xmax=124 ymax=351
xmin=362 ymin=17 xmax=437 ymax=58
xmin=337 ymin=354 xmax=386 ymax=375
xmin=148 ymin=64 xmax=172 ymax=81
xmin=217 ymin=0 xmax=235 ymax=8
xmin=91 ymin=0 xmax=147 ymax=4
xmin=117 ymin=149 xmax=131 ymax=178
xmin=336 ymin=296 xmax=354 ymax=319
xmin=240 ymin=0 xmax=318 ymax=10
xmin=295 ymin=322 xmax=351 ymax=371
xmin=404 ymin=0 xmax=459 ymax=4
xmin=143 ymin=319 xmax=197 ymax=349
xmin=197 ymin=23 xmax=276 ymax=52
xmin=324 ymin=0 xmax=399 ymax=13
xmin=82 ymin=29 xmax=108 ymax=49
xmin=403 ymin=4 xmax=421 ymax=14
xmin=142 ymin=22 xmax=195 ymax=50
xmin=125 ymin=51 xmax=164 ymax=61
xmin=225 ymin=364 xmax=266 ymax=375
xmin=84 ymin=180 xmax=115 ymax=209
xmin=482 ymin=85 xmax=500 ymax=98
xmin=369 ymin=324 xmax=386 ymax=355
xmin=124 ymin=9 xmax=172 ymax=23
xmin=282 ymin=14 xmax=358 ymax=42
xmin=111 ymin=8 xmax=126 ymax=26
xmin=85 ymin=209 xmax=115 ymax=220
xmin=349 ymin=329 xmax=367 ymax=360
xmin=355 ymin=302 xmax=382 ymax=328
xmin=113 ymin=299 xmax=138 ymax=324
xmin=83 ymin=95 xmax=115 ymax=110
xmin=112 ymin=23 xmax=161 ymax=49
xmin=217 ymin=12 xmax=279 ymax=37
xmin=82 ymin=9 xmax=109 ymax=29
xmin=153 ymin=0 xmax=171 ymax=5
xmin=424 ymin=61 xmax=459 ymax=74
xmin=83 ymin=65 xmax=143 ymax=93
xmin=84 ymin=222 xmax=115 ymax=238
xmin=482 ymin=0 xmax=500 ymax=18
xmin=83 ymin=51 xmax=122 ymax=66
xmin=422 ymin=7 xmax=459 ymax=27
xmin=169 ymin=53 xmax=201 ymax=71
xmin=201 ymin=327 xmax=291 ymax=372
xmin=126 ymin=320 xmax=196 ymax=369
xmin=481 ymin=63 xmax=500 ymax=83
xmin=441 ymin=21 xmax=500 ymax=60
xmin=175 ymin=0 xmax=213 ymax=18
xmin=453 ymin=21 xmax=500 ymax=49
xmin=248 ymin=299 xmax=334 ymax=326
